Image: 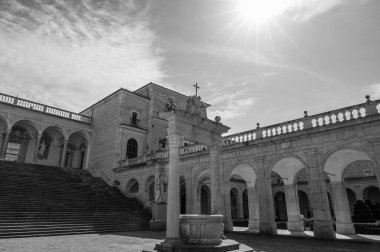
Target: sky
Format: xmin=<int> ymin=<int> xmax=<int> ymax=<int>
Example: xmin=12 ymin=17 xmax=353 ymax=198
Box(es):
xmin=1 ymin=0 xmax=380 ymax=134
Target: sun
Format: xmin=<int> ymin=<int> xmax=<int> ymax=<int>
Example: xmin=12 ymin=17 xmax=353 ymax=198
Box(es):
xmin=237 ymin=0 xmax=292 ymax=23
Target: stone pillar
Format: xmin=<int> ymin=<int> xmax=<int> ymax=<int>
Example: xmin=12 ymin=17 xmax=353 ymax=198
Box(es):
xmin=60 ymin=140 xmax=68 ymax=168
xmin=210 ymin=144 xmax=222 ymax=215
xmin=84 ymin=144 xmax=91 ymax=170
xmin=306 ymin=151 xmax=335 ymax=239
xmin=330 ymin=182 xmax=355 ymax=235
xmin=284 ymin=184 xmax=304 ymax=233
xmin=0 ymin=129 xmax=11 ymax=159
xmin=369 ymin=140 xmax=380 ymax=189
xmin=247 ymin=186 xmax=260 ymax=232
xmin=164 ymin=134 xmax=182 ymax=244
xmin=33 ymin=134 xmax=42 ymax=163
xmin=237 ymin=190 xmax=244 ymax=218
xmin=185 ymin=167 xmax=193 ymax=214
xmin=257 ymin=177 xmax=277 ymax=235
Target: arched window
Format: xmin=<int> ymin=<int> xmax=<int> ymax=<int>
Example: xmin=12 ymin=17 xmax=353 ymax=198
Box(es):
xmin=127 ymin=178 xmax=139 ymax=193
xmin=126 ymin=138 xmax=138 ymax=159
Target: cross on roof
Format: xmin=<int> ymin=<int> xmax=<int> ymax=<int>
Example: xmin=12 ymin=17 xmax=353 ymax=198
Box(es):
xmin=193 ymin=83 xmax=200 ymax=96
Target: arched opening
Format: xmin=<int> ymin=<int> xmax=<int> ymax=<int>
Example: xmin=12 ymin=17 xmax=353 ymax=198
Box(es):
xmin=229 ymin=163 xmax=257 ymax=229
xmin=126 ymin=138 xmax=138 ymax=159
xmin=200 ymin=185 xmax=211 ymax=215
xmin=5 ymin=120 xmax=38 ymax=163
xmin=346 ymin=188 xmax=356 ymax=215
xmin=180 ymin=176 xmax=186 ymax=214
xmin=298 ymin=190 xmax=311 ymax=218
xmin=126 ymin=178 xmax=139 ymax=193
xmin=40 ymin=126 xmax=67 ymax=167
xmin=242 ymin=189 xmax=249 ymax=219
xmin=274 ymin=191 xmax=287 ymax=222
xmin=230 ymin=188 xmax=238 ymax=219
xmin=364 ymin=186 xmax=380 ymax=204
xmin=67 ymin=131 xmax=88 ymax=169
xmin=145 ymin=176 xmax=155 ymax=202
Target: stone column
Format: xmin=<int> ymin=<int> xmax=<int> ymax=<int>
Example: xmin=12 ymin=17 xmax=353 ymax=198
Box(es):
xmin=257 ymin=176 xmax=277 ymax=235
xmin=237 ymin=190 xmax=244 ymax=218
xmin=84 ymin=144 xmax=91 ymax=170
xmin=0 ymin=129 xmax=11 ymax=159
xmin=33 ymin=134 xmax=42 ymax=163
xmin=185 ymin=167 xmax=193 ymax=214
xmin=247 ymin=186 xmax=260 ymax=232
xmin=369 ymin=140 xmax=380 ymax=189
xmin=60 ymin=140 xmax=68 ymax=168
xmin=330 ymin=182 xmax=355 ymax=235
xmin=164 ymin=134 xmax=182 ymax=244
xmin=284 ymin=184 xmax=304 ymax=233
xmin=305 ymin=151 xmax=335 ymax=239
xmin=210 ymin=144 xmax=223 ymax=215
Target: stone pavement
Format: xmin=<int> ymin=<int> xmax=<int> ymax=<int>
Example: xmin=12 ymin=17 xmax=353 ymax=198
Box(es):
xmin=0 ymin=230 xmax=379 ymax=252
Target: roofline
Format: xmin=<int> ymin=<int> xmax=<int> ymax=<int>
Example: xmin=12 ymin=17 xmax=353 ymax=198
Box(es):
xmin=134 ymin=82 xmax=211 ymax=107
xmin=79 ymin=88 xmax=150 ymax=114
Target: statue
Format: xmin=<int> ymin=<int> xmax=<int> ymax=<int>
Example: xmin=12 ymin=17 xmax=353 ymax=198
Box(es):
xmin=38 ymin=140 xmax=47 ymax=156
xmin=154 ymin=173 xmax=164 ymax=203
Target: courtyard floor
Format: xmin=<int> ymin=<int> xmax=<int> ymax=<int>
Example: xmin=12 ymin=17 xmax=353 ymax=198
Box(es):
xmin=1 ymin=230 xmax=380 ymax=252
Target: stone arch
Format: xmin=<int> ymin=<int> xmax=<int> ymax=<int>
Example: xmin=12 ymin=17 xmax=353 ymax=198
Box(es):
xmin=197 ymin=169 xmax=210 ymax=184
xmin=271 ymin=156 xmax=306 ymax=185
xmin=11 ymin=119 xmax=42 ymax=135
xmin=363 ymin=186 xmax=380 ymax=204
xmin=145 ymin=175 xmax=155 ymax=202
xmin=323 ymin=148 xmax=372 ymax=182
xmin=126 ymin=178 xmax=139 ymax=193
xmin=67 ymin=131 xmax=89 ymax=169
xmin=38 ymin=126 xmax=67 ymax=166
xmin=230 ymin=187 xmax=239 ymax=219
xmin=68 ymin=130 xmax=90 ymax=143
xmin=228 ymin=163 xmax=257 ymax=188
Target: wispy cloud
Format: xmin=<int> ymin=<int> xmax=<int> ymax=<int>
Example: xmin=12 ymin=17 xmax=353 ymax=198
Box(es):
xmin=286 ymin=0 xmax=346 ymax=22
xmin=0 ymin=0 xmax=164 ymax=111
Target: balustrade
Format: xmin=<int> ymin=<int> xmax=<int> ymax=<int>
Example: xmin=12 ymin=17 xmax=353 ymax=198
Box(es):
xmin=0 ymin=93 xmax=92 ymax=124
xmin=223 ymin=97 xmax=380 ymax=146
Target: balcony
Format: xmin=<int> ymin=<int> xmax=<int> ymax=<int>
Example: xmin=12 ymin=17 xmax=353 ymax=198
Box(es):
xmin=0 ymin=93 xmax=92 ymax=124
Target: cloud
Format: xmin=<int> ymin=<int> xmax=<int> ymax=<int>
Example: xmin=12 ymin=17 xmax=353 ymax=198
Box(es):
xmin=362 ymin=83 xmax=380 ymax=100
xmin=286 ymin=0 xmax=346 ymax=22
xmin=207 ymin=88 xmax=256 ymax=121
xmin=0 ymin=0 xmax=164 ymax=111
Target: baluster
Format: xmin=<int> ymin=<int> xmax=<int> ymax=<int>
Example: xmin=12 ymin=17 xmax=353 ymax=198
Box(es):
xmin=337 ymin=112 xmax=344 ymax=122
xmin=311 ymin=118 xmax=317 ymax=127
xmin=277 ymin=126 xmax=282 ymax=135
xmin=352 ymin=109 xmax=359 ymax=119
xmin=359 ymin=107 xmax=366 ymax=117
xmin=252 ymin=132 xmax=256 ymax=140
xmin=262 ymin=130 xmax=267 ymax=138
xmin=317 ymin=117 xmax=323 ymax=126
xmin=282 ymin=125 xmax=287 ymax=133
xmin=288 ymin=124 xmax=292 ymax=132
xmin=324 ymin=115 xmax=330 ymax=125
xmin=293 ymin=123 xmax=298 ymax=131
xmin=345 ymin=111 xmax=351 ymax=121
xmin=330 ymin=114 xmax=337 ymax=123
xmin=298 ymin=122 xmax=304 ymax=130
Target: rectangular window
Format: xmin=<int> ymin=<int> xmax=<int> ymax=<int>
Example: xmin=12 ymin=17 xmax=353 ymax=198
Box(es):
xmin=5 ymin=142 xmax=20 ymax=161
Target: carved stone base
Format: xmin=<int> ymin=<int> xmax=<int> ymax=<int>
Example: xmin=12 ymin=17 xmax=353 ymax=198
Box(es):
xmin=152 ymin=239 xmax=253 ymax=252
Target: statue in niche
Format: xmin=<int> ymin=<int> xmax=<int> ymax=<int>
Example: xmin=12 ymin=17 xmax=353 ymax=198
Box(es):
xmin=37 ymin=132 xmax=52 ymax=160
xmin=154 ymin=173 xmax=165 ymax=203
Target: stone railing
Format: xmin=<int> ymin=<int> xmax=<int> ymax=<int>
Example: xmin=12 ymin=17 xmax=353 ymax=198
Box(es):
xmin=0 ymin=93 xmax=92 ymax=124
xmin=223 ymin=97 xmax=380 ymax=146
xmin=115 ymin=145 xmax=208 ymax=170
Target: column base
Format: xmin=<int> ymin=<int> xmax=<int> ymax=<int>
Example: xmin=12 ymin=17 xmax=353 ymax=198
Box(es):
xmin=248 ymin=219 xmax=259 ymax=233
xmin=155 ymin=238 xmax=182 ymax=252
xmin=287 ymin=221 xmax=304 ymax=233
xmin=336 ymin=222 xmax=356 ymax=235
xmin=313 ymin=220 xmax=335 ymax=239
xmin=259 ymin=222 xmax=277 ymax=235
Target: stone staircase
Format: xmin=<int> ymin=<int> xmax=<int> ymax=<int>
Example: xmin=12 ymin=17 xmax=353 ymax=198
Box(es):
xmin=0 ymin=161 xmax=151 ymax=238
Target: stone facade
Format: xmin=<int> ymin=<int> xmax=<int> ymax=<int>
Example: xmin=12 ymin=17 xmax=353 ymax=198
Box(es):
xmin=1 ymin=83 xmax=380 ymax=240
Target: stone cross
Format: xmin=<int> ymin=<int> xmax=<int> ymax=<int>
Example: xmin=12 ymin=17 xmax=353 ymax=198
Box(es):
xmin=193 ymin=83 xmax=200 ymax=96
